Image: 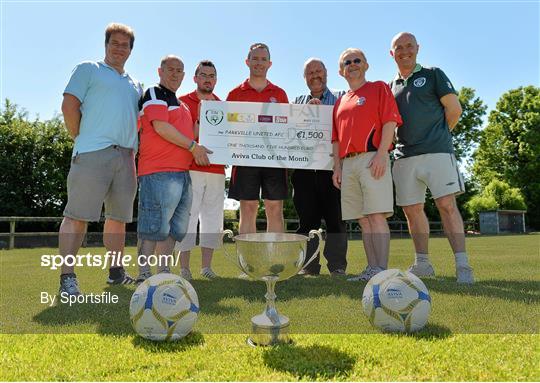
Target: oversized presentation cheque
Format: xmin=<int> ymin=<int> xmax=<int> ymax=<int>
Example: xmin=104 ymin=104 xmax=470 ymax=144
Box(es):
xmin=199 ymin=100 xmax=334 ymax=170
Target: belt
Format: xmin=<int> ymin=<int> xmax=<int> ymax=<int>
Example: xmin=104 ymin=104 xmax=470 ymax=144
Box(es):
xmin=345 ymin=151 xmax=364 ymax=158
xmin=111 ymin=144 xmax=131 ymax=151
xmin=109 ymin=145 xmax=134 ymax=156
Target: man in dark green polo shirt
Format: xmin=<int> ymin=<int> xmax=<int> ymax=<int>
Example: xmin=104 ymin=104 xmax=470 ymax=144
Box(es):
xmin=389 ymin=32 xmax=474 ymax=284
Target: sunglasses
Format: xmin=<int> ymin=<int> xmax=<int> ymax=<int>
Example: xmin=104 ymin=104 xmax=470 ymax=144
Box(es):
xmin=343 ymin=58 xmax=362 ymax=66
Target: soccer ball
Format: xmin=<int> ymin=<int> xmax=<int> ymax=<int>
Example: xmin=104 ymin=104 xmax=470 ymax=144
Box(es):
xmin=362 ymin=269 xmax=431 ymax=332
xmin=129 ymin=273 xmax=199 ymax=341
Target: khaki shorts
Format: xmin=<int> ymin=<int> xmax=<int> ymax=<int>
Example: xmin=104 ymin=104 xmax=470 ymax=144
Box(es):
xmin=392 ymin=153 xmax=465 ymax=206
xmin=63 ymin=145 xmax=137 ymax=222
xmin=341 ymin=152 xmax=394 ymax=220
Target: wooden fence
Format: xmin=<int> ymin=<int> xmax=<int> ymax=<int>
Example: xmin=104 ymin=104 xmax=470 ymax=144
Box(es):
xmin=0 ymin=216 xmax=478 ymax=250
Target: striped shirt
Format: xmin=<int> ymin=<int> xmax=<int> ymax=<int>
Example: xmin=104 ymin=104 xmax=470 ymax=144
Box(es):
xmin=294 ymin=87 xmax=345 ymax=105
xmin=138 ymin=84 xmax=194 ymax=176
xmin=294 ymin=87 xmax=344 ymax=173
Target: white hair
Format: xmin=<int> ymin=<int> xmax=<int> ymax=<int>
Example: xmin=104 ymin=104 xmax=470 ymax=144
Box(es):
xmin=303 ymin=57 xmax=326 ymax=76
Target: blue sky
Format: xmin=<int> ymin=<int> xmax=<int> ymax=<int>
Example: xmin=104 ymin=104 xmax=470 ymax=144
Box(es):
xmin=1 ymin=1 xmax=538 ymax=121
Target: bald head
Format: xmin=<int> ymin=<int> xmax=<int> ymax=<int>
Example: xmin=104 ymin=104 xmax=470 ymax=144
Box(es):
xmin=390 ymin=32 xmax=419 ymax=74
xmin=391 ymin=32 xmax=417 ymax=49
xmin=158 ymin=54 xmax=185 ymax=92
xmin=160 ymin=54 xmax=183 ymax=69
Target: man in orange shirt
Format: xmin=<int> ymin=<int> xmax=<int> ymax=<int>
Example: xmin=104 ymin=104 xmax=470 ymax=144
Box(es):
xmin=226 ymin=43 xmax=289 ymax=238
xmin=332 ymin=48 xmax=402 ymax=281
xmin=175 ymin=60 xmax=224 ymax=281
xmin=136 ymin=55 xmax=211 ymax=281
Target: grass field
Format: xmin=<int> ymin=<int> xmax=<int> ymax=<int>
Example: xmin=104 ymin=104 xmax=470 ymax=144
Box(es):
xmin=1 ymin=234 xmax=539 ymax=381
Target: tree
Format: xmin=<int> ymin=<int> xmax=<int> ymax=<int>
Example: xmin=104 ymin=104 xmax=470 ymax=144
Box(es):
xmin=0 ymin=99 xmax=72 ymax=217
xmin=452 ymin=87 xmax=487 ymax=164
xmin=472 ymin=86 xmax=540 ymax=228
xmin=466 ymin=179 xmax=527 ymax=220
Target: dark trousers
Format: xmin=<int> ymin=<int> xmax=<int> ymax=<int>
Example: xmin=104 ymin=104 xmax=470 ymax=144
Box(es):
xmin=292 ymin=169 xmax=348 ymax=273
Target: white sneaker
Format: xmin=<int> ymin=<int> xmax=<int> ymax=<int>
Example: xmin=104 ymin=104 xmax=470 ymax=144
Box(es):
xmin=180 ymin=268 xmax=192 ymax=281
xmin=135 ymin=271 xmax=152 ymax=284
xmin=456 ymin=264 xmax=474 ymax=284
xmin=201 ymin=267 xmax=218 ymax=280
xmin=238 ymin=272 xmax=250 ymax=280
xmin=59 ymin=274 xmax=81 ymax=296
xmin=347 ymin=266 xmax=373 ymax=282
xmin=347 ymin=266 xmax=384 ymax=282
xmin=408 ymin=262 xmax=436 ymax=277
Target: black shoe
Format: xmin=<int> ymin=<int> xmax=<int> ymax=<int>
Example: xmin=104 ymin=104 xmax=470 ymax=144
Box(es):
xmin=330 ymin=268 xmax=346 ymax=277
xmin=107 ymin=268 xmax=136 ymax=284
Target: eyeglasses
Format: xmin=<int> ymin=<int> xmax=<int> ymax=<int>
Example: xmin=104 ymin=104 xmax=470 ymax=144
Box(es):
xmin=343 ymin=58 xmax=362 ymax=66
xmin=197 ymin=73 xmax=216 ymax=80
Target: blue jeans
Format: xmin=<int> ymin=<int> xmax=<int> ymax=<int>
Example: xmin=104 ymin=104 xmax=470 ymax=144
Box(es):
xmin=137 ymin=171 xmax=192 ymax=242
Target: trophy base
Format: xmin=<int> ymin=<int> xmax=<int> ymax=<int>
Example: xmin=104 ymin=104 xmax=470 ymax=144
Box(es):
xmin=248 ymin=313 xmax=291 ymax=346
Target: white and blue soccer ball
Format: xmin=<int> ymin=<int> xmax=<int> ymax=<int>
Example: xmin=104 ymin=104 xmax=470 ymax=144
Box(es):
xmin=130 ymin=273 xmax=199 ymax=341
xmin=362 ymin=268 xmax=431 ymax=332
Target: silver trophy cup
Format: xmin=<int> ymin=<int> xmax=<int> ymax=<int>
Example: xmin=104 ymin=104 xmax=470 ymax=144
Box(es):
xmin=222 ymin=229 xmax=322 ymax=346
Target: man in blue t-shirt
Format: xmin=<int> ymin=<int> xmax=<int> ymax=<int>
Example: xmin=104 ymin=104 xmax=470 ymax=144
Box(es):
xmin=389 ymin=32 xmax=474 ymax=284
xmin=58 ymin=23 xmax=143 ymax=295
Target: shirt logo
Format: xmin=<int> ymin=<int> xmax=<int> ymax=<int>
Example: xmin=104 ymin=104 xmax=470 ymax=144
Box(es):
xmin=269 ymin=97 xmax=277 ymax=103
xmin=413 ymin=77 xmax=426 ymax=87
xmin=356 ymin=96 xmax=366 ymax=106
xmin=205 ymin=109 xmax=224 ymax=126
xmin=447 ymin=81 xmax=454 ymax=90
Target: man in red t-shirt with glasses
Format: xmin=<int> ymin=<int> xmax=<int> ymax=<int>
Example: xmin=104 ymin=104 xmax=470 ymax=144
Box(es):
xmin=175 ymin=60 xmax=224 ymax=281
xmin=332 ymin=48 xmax=402 ymax=282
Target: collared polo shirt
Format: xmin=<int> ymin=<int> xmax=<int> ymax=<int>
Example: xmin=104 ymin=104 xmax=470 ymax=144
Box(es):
xmin=64 ymin=61 xmax=142 ymax=156
xmin=138 ymin=84 xmax=194 ymax=176
xmin=332 ymin=81 xmax=402 ymax=159
xmin=179 ymin=90 xmax=225 ymax=175
xmin=389 ymin=64 xmax=457 ymax=159
xmin=294 ymin=87 xmax=345 ymax=105
xmin=226 ymin=79 xmax=289 ymax=103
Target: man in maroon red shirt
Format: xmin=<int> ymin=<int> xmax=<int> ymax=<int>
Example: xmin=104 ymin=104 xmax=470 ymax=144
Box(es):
xmin=175 ymin=60 xmax=224 ymax=281
xmin=226 ymin=43 xmax=289 ymax=243
xmin=332 ymin=48 xmax=402 ymax=281
xmin=135 ymin=55 xmax=211 ymax=282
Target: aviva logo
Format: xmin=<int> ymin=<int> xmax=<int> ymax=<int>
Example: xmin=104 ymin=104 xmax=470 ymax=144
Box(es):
xmin=161 ymin=292 xmax=177 ymax=305
xmin=385 ymin=288 xmax=403 ymax=299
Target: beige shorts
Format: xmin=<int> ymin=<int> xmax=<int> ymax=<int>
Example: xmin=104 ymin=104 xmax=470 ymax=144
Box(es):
xmin=340 ymin=152 xmax=394 ymax=220
xmin=64 ymin=145 xmax=137 ymax=222
xmin=392 ymin=153 xmax=465 ymax=206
